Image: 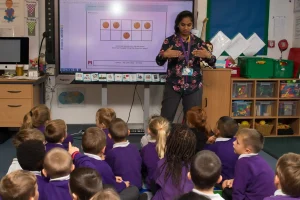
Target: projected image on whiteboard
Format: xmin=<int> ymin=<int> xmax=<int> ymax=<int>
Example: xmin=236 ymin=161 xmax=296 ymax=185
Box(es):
xmin=86 ymin=4 xmax=167 ymax=72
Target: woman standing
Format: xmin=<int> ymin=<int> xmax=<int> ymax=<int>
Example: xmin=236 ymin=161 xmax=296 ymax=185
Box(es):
xmin=156 ymin=11 xmax=216 ymax=122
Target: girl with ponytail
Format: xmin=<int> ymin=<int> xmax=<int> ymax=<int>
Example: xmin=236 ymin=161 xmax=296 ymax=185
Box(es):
xmin=140 ymin=116 xmax=170 ymax=189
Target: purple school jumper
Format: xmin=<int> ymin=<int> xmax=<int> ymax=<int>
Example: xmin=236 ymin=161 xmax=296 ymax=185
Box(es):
xmin=105 ymin=141 xmax=142 ymax=189
xmin=204 ymin=138 xmax=239 ymax=181
xmin=264 ymin=190 xmax=300 ymax=200
xmin=103 ymin=128 xmax=114 ymax=155
xmin=37 ymin=125 xmax=74 ymax=149
xmin=32 ymin=171 xmax=48 ymax=200
xmin=233 ymin=154 xmax=276 ymax=200
xmin=140 ymin=142 xmax=160 ymax=186
xmin=73 ymin=152 xmax=126 ymax=193
xmin=152 ymin=158 xmax=194 ymax=200
xmin=44 ymin=177 xmax=72 ymax=200
xmin=45 ymin=143 xmax=67 ymax=153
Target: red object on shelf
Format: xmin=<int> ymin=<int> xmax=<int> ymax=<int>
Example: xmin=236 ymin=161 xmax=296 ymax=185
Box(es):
xmin=288 ymin=48 xmax=300 ymax=78
xmin=228 ymin=67 xmax=240 ymax=77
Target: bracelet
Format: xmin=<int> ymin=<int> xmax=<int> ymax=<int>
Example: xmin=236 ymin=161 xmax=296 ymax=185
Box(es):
xmin=71 ymin=151 xmax=79 ymax=159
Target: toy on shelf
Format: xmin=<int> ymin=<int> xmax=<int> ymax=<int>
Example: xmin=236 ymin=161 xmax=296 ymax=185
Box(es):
xmin=30 ymin=53 xmax=47 ymax=74
xmin=232 ymin=101 xmax=252 ymax=116
xmin=255 ymin=121 xmax=274 ymax=136
xmin=280 ymin=81 xmax=300 ymax=98
xmin=232 ymin=82 xmax=252 ymax=98
xmin=238 ymin=120 xmax=251 ymax=130
xmin=277 ymin=123 xmax=294 ymax=135
xmin=256 ymin=82 xmax=275 ymax=97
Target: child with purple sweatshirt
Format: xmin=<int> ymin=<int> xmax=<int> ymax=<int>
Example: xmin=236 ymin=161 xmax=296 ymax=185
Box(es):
xmin=95 ymin=108 xmax=116 ymax=154
xmin=223 ymin=128 xmax=276 ymax=200
xmin=264 ymin=153 xmax=300 ymax=200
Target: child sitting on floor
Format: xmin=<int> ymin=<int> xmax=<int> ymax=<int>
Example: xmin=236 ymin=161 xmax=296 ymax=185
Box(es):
xmin=44 ymin=119 xmax=69 ymax=152
xmin=0 ymin=170 xmax=39 ymax=200
xmin=223 ymin=128 xmax=276 ymax=200
xmin=183 ymin=150 xmax=224 ymax=200
xmin=140 ymin=116 xmax=170 ymax=189
xmin=17 ymin=140 xmax=47 ymax=200
xmin=264 ymin=153 xmax=300 ymax=200
xmin=105 ymin=118 xmax=142 ymax=189
xmin=204 ymin=116 xmax=239 ymax=183
xmin=7 ymin=129 xmax=45 ymax=174
xmin=95 ymin=108 xmax=116 ymax=154
xmin=69 ymin=167 xmax=103 ymax=200
xmin=152 ymin=124 xmax=196 ymax=200
xmin=91 ymin=188 xmax=120 ymax=200
xmin=43 ymin=148 xmax=74 ymax=200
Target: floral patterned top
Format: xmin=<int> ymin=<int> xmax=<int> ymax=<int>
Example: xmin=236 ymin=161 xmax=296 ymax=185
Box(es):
xmin=156 ymin=33 xmax=216 ymax=95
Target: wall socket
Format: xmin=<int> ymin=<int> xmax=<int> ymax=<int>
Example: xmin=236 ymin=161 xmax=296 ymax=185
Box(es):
xmin=46 ymin=64 xmax=55 ymax=76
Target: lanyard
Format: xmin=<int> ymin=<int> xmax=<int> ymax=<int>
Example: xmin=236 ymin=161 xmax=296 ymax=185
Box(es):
xmin=179 ymin=36 xmax=191 ymax=66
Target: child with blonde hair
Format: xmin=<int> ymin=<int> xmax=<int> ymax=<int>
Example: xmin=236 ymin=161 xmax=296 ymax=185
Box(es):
xmin=264 ymin=153 xmax=300 ymax=199
xmin=7 ymin=129 xmax=45 ymax=174
xmin=45 ymin=119 xmax=69 ymax=152
xmin=20 ymin=105 xmax=51 ymax=132
xmin=140 ymin=116 xmax=170 ymax=188
xmin=91 ymin=188 xmax=120 ymax=200
xmin=0 ymin=170 xmax=39 ymax=200
xmin=96 ymin=108 xmax=116 ymax=154
xmin=140 ymin=115 xmax=160 ymax=148
xmin=186 ymin=106 xmax=213 ymax=152
xmin=43 ymin=148 xmax=74 ymax=200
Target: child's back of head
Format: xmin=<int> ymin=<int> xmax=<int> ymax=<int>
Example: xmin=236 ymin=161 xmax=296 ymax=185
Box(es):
xmin=17 ymin=140 xmax=45 ymax=171
xmin=21 ymin=105 xmax=50 ymax=130
xmin=190 ymin=150 xmax=222 ymax=190
xmin=163 ymin=124 xmax=196 ymax=185
xmin=0 ymin=170 xmax=38 ymax=200
xmin=275 ymin=153 xmax=300 ymax=197
xmin=235 ymin=128 xmax=264 ymax=154
xmin=108 ymin=118 xmax=128 ymax=142
xmin=96 ymin=108 xmax=116 ymax=129
xmin=12 ymin=128 xmax=45 ymax=148
xmin=91 ymin=188 xmax=120 ymax=200
xmin=82 ymin=127 xmax=106 ymax=155
xmin=43 ymin=147 xmax=73 ymax=179
xmin=216 ymin=116 xmax=238 ymax=138
xmin=45 ymin=119 xmax=67 ymax=143
xmin=148 ymin=116 xmax=170 ymax=159
xmin=69 ymin=167 xmax=103 ymax=200
xmin=186 ymin=106 xmax=209 ymax=134
xmin=177 ymin=192 xmax=210 ymax=200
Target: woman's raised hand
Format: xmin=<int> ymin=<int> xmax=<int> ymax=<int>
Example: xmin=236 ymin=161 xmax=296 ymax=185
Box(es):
xmin=163 ymin=45 xmax=182 ymax=58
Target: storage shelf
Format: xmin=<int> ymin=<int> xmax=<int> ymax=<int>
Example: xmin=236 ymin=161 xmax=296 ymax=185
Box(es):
xmin=230 ymin=78 xmax=300 ymax=137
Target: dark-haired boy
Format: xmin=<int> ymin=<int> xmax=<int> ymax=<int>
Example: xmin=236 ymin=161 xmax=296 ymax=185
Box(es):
xmin=17 ymin=140 xmax=48 ymax=200
xmin=185 ymin=150 xmax=224 ymax=200
xmin=105 ymin=118 xmax=142 ymax=189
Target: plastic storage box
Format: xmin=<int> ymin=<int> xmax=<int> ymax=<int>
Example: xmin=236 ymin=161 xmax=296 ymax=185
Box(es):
xmin=256 ymin=101 xmax=275 ymax=116
xmin=278 ymin=101 xmax=298 ymax=116
xmin=273 ymin=60 xmax=294 ymax=78
xmin=232 ymin=101 xmax=252 ymax=116
xmin=280 ymin=82 xmax=300 ymax=98
xmin=256 ymin=82 xmax=276 ymax=97
xmin=238 ymin=57 xmax=274 ymax=78
xmin=232 ymin=82 xmax=253 ymax=98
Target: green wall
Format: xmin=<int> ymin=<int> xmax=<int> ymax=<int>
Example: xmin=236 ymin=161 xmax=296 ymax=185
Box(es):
xmin=264 ymin=138 xmax=300 ymax=159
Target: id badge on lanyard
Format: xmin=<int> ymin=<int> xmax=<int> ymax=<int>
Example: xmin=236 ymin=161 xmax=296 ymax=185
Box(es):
xmin=180 ymin=36 xmax=193 ymax=76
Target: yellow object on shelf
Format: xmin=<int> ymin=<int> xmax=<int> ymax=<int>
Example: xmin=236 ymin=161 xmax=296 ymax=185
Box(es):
xmin=259 ymin=120 xmax=266 ymax=125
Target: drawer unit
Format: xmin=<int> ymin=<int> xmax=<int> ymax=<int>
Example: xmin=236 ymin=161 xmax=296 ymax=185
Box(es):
xmin=0 ymin=84 xmax=32 ymax=99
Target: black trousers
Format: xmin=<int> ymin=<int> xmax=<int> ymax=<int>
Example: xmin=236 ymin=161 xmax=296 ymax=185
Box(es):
xmin=161 ymin=83 xmax=202 ymax=122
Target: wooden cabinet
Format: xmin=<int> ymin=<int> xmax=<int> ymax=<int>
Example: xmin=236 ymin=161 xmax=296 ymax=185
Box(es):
xmin=0 ymin=77 xmax=45 ymax=127
xmin=202 ymin=69 xmax=232 ymax=129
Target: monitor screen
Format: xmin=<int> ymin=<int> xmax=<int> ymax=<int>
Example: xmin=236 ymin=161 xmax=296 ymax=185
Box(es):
xmin=0 ymin=40 xmax=21 ymax=63
xmin=59 ymin=0 xmax=194 ymax=74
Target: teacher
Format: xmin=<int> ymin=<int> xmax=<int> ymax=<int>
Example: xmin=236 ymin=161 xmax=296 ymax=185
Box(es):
xmin=156 ymin=10 xmax=216 ymax=122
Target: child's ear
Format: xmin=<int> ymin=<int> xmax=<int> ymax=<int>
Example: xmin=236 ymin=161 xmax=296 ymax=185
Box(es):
xmin=187 ymin=172 xmax=191 ymax=180
xmin=72 ymin=193 xmax=78 ymax=200
xmin=128 ymin=130 xmax=130 ymax=136
xmin=71 ymin=164 xmax=75 ymax=172
xmin=217 ymin=175 xmax=223 ymax=184
xmin=108 ymin=133 xmax=112 ymax=139
xmin=101 ymin=146 xmax=106 ymax=154
xmin=274 ymin=175 xmax=281 ymax=189
xmin=42 ymin=169 xmax=48 ymax=177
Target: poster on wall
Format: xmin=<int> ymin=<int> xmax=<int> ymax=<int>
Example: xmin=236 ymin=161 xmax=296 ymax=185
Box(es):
xmin=25 ymin=0 xmax=38 ymax=18
xmin=0 ymin=0 xmax=25 ymax=36
xmin=57 ymin=88 xmax=86 ymax=108
xmin=295 ymin=0 xmax=300 ymax=13
xmin=26 ymin=17 xmax=37 ymax=36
